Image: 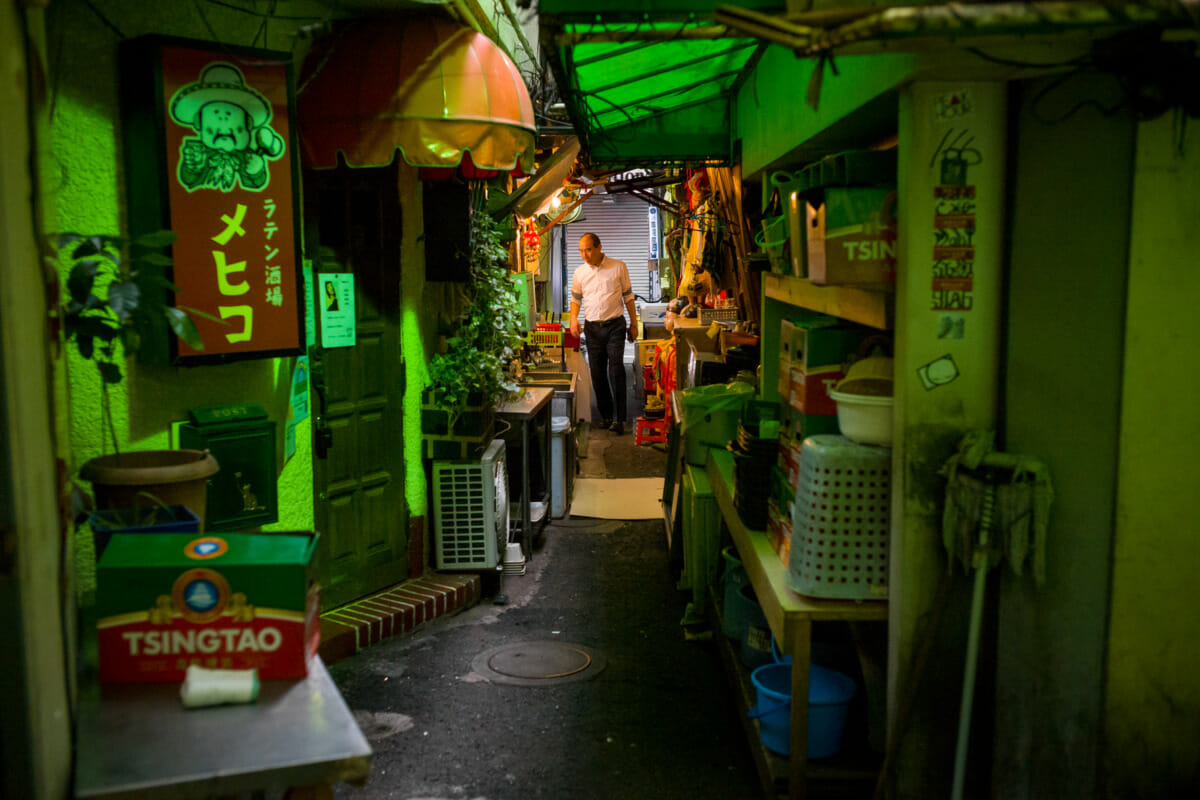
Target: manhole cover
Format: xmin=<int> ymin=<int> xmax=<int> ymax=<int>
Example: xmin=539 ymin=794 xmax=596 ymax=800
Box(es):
xmin=471 ymin=642 xmax=606 ymax=686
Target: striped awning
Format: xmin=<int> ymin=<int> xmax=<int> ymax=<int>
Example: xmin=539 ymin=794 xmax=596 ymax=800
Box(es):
xmin=298 ymin=17 xmax=536 ymax=173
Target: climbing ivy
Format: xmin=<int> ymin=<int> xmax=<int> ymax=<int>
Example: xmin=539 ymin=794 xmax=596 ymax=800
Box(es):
xmin=427 ymin=208 xmax=524 ymax=415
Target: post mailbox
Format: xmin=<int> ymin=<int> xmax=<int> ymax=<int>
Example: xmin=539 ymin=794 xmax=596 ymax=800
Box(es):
xmin=179 ymin=403 xmax=278 ymax=532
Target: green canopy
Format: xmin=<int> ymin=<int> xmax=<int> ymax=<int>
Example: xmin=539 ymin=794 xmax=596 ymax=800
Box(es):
xmin=542 ymin=8 xmax=769 ymax=168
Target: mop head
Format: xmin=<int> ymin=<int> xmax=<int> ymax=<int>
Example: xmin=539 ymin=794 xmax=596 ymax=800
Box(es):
xmin=940 ymin=430 xmax=1055 ymax=585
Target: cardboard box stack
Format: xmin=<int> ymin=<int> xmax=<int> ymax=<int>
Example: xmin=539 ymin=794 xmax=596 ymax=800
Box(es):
xmin=796 ymin=149 xmax=899 ymax=286
xmin=775 ymin=314 xmax=872 ymax=498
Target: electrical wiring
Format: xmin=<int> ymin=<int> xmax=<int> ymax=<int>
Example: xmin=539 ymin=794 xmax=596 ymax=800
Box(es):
xmin=965 ymin=45 xmax=1090 ymax=69
xmin=203 ymin=0 xmax=328 ymax=21
xmin=190 ymin=0 xmax=294 ymax=64
xmin=1029 ymin=66 xmax=1128 ymax=123
xmin=80 ymin=0 xmax=126 ymax=39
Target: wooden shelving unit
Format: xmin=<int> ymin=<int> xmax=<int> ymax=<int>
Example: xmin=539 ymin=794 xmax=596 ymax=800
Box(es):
xmin=707 ymin=449 xmax=886 ymax=800
xmin=763 ymin=273 xmax=894 ymax=331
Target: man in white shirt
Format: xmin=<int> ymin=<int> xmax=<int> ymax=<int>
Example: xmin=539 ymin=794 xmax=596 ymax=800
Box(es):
xmin=569 ymin=233 xmax=638 ymax=435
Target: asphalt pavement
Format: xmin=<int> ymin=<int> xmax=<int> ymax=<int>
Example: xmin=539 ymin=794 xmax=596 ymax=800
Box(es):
xmin=329 ymin=392 xmax=764 ymax=800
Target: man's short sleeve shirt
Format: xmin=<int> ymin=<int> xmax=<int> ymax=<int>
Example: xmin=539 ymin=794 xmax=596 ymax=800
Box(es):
xmin=571 ymin=256 xmax=632 ymax=322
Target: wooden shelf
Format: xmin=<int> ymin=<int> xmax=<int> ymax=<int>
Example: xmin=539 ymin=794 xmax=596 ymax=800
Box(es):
xmin=764 ymin=273 xmax=893 ymax=331
xmin=710 ymin=591 xmax=882 ymax=800
xmin=707 ymin=450 xmax=888 ymax=634
xmin=707 ymin=448 xmax=886 ymax=800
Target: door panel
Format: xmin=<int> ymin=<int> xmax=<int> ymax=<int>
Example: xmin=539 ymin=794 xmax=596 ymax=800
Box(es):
xmin=305 ymin=163 xmax=408 ymax=610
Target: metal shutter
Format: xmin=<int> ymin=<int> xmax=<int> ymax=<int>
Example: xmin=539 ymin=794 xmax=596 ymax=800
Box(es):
xmin=563 ymin=194 xmax=653 ymax=320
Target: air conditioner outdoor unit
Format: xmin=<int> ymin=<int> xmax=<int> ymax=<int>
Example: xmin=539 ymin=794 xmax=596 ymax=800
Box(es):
xmin=433 ymin=439 xmax=509 ymax=570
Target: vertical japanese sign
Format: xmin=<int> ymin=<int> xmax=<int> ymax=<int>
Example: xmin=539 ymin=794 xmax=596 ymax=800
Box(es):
xmin=929 ymin=92 xmax=978 ymax=340
xmin=121 ymin=37 xmax=304 ymax=364
xmin=648 ymin=206 xmax=660 ymax=259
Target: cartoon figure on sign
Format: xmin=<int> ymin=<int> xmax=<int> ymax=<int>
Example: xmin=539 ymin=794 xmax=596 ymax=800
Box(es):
xmin=169 ymin=62 xmax=286 ymax=192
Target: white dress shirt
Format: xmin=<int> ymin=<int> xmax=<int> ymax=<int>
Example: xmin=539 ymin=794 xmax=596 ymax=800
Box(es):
xmin=572 ymin=255 xmax=633 ymax=322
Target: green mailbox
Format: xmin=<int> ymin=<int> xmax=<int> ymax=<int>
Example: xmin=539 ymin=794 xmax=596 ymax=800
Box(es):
xmin=180 ymin=403 xmax=278 ymax=532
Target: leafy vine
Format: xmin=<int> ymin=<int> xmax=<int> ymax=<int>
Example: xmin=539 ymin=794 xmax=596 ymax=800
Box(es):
xmin=426 ymin=208 xmax=524 ymax=416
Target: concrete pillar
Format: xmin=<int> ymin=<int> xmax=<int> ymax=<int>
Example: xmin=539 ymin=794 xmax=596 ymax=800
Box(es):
xmin=890 ymin=81 xmax=1006 ymax=798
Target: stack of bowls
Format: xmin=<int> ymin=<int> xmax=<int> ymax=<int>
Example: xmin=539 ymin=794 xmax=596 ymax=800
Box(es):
xmin=730 ymin=422 xmax=777 ymax=530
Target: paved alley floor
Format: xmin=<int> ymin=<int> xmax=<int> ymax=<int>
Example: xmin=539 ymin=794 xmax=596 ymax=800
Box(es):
xmin=329 ymin=417 xmax=764 ymax=800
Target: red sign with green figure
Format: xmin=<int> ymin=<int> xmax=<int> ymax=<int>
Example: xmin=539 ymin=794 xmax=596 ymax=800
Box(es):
xmin=156 ymin=42 xmax=303 ymax=360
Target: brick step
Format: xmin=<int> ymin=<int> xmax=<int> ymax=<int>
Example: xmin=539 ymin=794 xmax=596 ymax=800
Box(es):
xmin=318 ymin=573 xmax=481 ymax=665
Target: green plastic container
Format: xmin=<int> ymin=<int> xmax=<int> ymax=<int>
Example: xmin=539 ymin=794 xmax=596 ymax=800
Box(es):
xmin=679 ymin=382 xmax=754 ymax=467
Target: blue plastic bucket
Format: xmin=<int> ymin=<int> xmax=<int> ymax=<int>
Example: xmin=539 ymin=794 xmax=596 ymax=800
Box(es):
xmin=748 ymin=662 xmax=857 ymax=758
xmin=738 ymin=582 xmax=773 ymax=669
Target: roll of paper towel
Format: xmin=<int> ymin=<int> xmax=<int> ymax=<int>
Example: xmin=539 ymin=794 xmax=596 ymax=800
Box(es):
xmin=180 ymin=665 xmax=260 ymax=708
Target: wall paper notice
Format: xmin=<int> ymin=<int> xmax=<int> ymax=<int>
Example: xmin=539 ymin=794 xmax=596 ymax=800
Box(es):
xmin=318 ymin=273 xmax=356 ymax=348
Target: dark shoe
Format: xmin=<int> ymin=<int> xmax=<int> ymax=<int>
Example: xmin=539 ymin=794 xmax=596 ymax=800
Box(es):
xmin=611 ymin=421 xmax=625 ymax=435
xmin=599 ymin=418 xmax=612 ymax=431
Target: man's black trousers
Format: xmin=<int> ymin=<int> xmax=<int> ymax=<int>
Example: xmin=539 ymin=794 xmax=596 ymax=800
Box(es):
xmin=583 ymin=316 xmax=627 ymax=424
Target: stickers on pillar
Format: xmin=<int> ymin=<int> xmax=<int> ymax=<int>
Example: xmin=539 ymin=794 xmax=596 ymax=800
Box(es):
xmin=936 ymin=315 xmax=967 ymax=340
xmin=935 ymin=90 xmax=974 ymax=121
xmin=917 ymin=354 xmax=960 ymax=391
xmin=930 ymin=132 xmax=978 ymax=313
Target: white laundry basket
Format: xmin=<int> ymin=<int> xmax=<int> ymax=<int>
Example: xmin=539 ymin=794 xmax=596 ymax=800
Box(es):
xmin=788 ymin=434 xmax=891 ymax=600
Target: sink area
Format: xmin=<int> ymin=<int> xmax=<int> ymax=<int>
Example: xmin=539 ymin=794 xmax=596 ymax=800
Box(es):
xmin=522 ymin=371 xmax=574 ymax=384
xmin=518 ymin=370 xmax=577 ymax=419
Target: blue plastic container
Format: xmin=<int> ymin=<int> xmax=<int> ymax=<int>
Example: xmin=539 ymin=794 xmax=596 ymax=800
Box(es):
xmin=89 ymin=505 xmax=201 ymax=559
xmin=721 ymin=546 xmax=751 ymax=641
xmin=738 ymin=582 xmax=773 ymax=669
xmin=748 ymin=662 xmax=857 ymax=758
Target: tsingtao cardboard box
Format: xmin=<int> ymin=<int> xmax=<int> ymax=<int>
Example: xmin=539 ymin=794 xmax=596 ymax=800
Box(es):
xmin=96 ymin=531 xmax=319 ymax=683
xmin=806 ymin=187 xmax=898 ymax=286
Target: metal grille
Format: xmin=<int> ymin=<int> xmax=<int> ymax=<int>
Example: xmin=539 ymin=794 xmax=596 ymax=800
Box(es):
xmin=788 ymin=434 xmax=891 ymax=600
xmin=433 ymin=439 xmax=508 ymax=570
xmin=563 ymin=193 xmax=654 ymax=311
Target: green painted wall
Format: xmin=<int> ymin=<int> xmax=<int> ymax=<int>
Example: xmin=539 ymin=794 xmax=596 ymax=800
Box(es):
xmin=48 ymin=1 xmax=334 ymax=587
xmin=1104 ymin=111 xmax=1200 ymax=797
xmin=734 ymin=45 xmax=914 ymax=178
xmin=996 ymin=72 xmax=1135 ymax=800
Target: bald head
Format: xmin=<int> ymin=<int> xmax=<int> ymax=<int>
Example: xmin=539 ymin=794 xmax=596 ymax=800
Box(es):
xmin=578 ymin=233 xmax=604 ymax=266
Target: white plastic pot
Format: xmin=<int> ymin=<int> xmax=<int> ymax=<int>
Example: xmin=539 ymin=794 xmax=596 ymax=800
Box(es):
xmin=828 ymin=389 xmax=893 ymax=446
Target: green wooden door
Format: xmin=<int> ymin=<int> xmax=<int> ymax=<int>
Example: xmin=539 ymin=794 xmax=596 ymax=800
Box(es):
xmin=305 ymin=164 xmax=410 ymax=609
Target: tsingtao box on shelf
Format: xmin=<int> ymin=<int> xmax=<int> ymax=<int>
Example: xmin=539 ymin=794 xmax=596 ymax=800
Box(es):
xmin=95 ymin=531 xmax=320 ymax=683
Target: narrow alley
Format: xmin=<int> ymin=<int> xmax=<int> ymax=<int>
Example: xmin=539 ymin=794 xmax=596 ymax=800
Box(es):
xmin=327 ymin=415 xmax=763 ymax=800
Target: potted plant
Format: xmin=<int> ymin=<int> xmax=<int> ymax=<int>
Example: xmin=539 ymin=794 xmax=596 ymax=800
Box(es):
xmin=50 ymin=230 xmax=220 ymax=523
xmin=423 ymin=208 xmax=526 ymax=459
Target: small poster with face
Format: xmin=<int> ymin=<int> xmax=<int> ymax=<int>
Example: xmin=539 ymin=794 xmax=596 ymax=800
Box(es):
xmin=318 ymin=273 xmax=355 ymax=348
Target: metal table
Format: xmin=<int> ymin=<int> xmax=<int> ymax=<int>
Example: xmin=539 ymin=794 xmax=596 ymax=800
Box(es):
xmin=75 ymin=656 xmax=372 ymax=799
xmin=497 ymin=385 xmax=554 ymax=559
